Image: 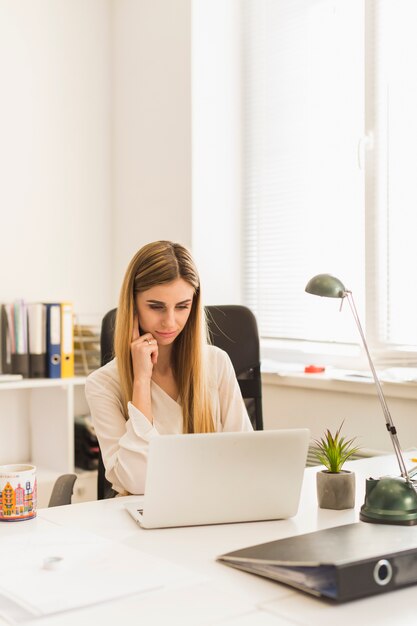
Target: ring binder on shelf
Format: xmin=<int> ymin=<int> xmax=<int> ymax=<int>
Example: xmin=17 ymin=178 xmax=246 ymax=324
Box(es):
xmin=61 ymin=302 xmax=74 ymax=378
xmin=27 ymin=303 xmax=47 ymax=378
xmin=5 ymin=300 xmax=30 ymax=378
xmin=46 ymin=303 xmax=61 ymax=378
xmin=2 ymin=300 xmax=76 ymax=379
xmin=0 ymin=304 xmax=12 ymax=374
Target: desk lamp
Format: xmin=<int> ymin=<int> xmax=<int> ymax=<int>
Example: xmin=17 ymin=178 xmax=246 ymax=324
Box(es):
xmin=305 ymin=273 xmax=417 ymax=525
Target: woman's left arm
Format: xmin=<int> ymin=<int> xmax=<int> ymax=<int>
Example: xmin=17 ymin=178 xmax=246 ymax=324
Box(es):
xmin=216 ymin=349 xmax=253 ymax=432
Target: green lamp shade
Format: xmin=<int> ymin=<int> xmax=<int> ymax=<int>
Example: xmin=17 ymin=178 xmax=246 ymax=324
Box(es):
xmin=305 ymin=274 xmax=346 ymax=299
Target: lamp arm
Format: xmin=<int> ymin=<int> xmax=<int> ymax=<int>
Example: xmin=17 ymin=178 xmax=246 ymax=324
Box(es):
xmin=345 ymin=291 xmax=410 ymax=481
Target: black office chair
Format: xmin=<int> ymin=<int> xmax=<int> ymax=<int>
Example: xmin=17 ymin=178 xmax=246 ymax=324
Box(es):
xmin=205 ymin=305 xmax=263 ymax=431
xmin=48 ymin=474 xmax=77 ymax=507
xmin=97 ymin=304 xmax=263 ymax=499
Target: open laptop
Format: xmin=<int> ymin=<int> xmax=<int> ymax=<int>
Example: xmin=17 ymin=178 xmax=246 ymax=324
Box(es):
xmin=125 ymin=428 xmax=310 ymax=529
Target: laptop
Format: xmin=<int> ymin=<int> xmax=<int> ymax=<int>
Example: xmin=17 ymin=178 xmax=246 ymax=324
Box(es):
xmin=125 ymin=428 xmax=310 ymax=529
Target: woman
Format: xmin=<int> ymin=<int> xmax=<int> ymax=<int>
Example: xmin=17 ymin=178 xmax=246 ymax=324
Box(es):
xmin=85 ymin=240 xmax=252 ymax=495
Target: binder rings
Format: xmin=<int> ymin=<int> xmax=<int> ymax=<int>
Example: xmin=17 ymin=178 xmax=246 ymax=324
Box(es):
xmin=27 ymin=303 xmax=47 ymax=378
xmin=61 ymin=302 xmax=74 ymax=377
xmin=46 ymin=303 xmax=61 ymax=378
xmin=218 ymin=522 xmax=417 ymax=603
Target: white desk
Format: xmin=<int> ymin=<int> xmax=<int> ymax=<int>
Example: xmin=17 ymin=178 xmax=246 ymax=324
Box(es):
xmin=1 ymin=454 xmax=417 ymax=626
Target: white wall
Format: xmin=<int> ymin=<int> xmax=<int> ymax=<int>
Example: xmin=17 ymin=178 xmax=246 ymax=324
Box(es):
xmin=0 ymin=1 xmax=113 ymax=317
xmin=192 ymin=0 xmax=243 ymax=304
xmin=111 ymin=0 xmax=192 ymax=305
xmin=111 ymin=0 xmax=242 ymax=307
xmin=263 ymin=378 xmax=417 ymax=452
xmin=0 ymin=0 xmax=242 ymax=318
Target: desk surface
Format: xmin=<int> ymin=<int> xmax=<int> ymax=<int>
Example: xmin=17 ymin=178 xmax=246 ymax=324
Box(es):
xmin=1 ymin=453 xmax=417 ymax=626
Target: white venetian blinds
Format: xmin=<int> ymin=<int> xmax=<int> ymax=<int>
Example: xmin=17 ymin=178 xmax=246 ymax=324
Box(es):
xmin=242 ymin=0 xmax=365 ymax=345
xmin=243 ymin=0 xmax=417 ymax=355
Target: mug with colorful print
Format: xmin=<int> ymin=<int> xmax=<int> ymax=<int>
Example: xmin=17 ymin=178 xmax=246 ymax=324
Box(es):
xmin=0 ymin=464 xmax=37 ymax=521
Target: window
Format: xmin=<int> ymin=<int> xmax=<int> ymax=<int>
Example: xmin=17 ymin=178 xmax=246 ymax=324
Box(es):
xmin=243 ymin=0 xmax=417 ymax=364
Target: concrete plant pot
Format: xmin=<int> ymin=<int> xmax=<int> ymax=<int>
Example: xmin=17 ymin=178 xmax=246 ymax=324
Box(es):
xmin=316 ymin=470 xmax=355 ymax=510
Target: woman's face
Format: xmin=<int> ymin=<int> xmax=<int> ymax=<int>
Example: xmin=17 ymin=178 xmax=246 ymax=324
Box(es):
xmin=135 ymin=278 xmax=195 ymax=346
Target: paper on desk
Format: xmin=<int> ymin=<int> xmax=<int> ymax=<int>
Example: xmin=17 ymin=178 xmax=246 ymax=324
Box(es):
xmin=0 ymin=524 xmax=198 ymax=623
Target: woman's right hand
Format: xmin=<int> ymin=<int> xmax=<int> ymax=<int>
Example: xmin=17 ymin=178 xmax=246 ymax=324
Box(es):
xmin=130 ymin=315 xmax=158 ymax=383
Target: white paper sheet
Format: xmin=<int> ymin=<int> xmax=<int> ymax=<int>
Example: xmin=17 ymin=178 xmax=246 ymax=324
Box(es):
xmin=0 ymin=523 xmax=198 ymax=623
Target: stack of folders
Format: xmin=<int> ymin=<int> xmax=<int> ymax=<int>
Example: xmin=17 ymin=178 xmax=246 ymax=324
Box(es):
xmin=0 ymin=301 xmax=75 ymax=379
xmin=73 ymin=318 xmax=101 ymax=376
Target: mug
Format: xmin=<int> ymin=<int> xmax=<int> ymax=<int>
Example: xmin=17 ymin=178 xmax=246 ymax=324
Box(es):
xmin=0 ymin=464 xmax=37 ymax=521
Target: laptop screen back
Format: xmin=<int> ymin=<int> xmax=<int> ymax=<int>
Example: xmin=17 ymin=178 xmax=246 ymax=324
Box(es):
xmin=137 ymin=429 xmax=310 ymax=528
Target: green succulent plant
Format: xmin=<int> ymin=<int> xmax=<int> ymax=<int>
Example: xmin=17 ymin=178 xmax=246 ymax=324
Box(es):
xmin=313 ymin=421 xmax=360 ymax=473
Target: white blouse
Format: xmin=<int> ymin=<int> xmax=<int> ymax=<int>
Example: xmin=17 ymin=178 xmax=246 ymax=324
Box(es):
xmin=85 ymin=345 xmax=253 ymax=495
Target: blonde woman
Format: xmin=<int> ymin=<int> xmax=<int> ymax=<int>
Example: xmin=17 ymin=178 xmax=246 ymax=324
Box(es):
xmin=85 ymin=241 xmax=252 ymax=495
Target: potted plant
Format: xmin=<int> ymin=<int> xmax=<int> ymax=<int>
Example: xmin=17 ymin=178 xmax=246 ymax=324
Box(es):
xmin=313 ymin=421 xmax=360 ymax=510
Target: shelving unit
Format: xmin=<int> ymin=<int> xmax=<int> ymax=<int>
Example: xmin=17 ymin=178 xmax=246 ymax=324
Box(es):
xmin=0 ymin=377 xmax=97 ymax=507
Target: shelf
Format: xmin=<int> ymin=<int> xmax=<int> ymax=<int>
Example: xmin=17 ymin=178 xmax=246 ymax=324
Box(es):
xmin=0 ymin=376 xmax=93 ymax=504
xmin=0 ymin=376 xmax=87 ymax=391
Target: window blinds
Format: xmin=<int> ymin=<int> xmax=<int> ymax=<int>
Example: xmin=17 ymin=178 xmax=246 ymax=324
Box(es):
xmin=243 ymin=0 xmax=417 ymax=356
xmin=242 ymin=0 xmax=365 ymax=344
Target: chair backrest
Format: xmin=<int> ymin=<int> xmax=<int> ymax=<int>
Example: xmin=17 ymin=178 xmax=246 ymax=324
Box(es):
xmin=100 ymin=308 xmax=118 ymax=368
xmin=97 ymin=304 xmax=263 ymax=499
xmin=205 ymin=305 xmax=263 ymax=431
xmin=48 ymin=473 xmax=77 ymax=507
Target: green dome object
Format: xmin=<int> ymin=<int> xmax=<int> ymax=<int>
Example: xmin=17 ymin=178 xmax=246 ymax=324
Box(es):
xmin=360 ymin=477 xmax=417 ymax=525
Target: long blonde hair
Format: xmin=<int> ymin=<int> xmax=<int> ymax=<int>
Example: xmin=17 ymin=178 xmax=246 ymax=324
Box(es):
xmin=114 ymin=241 xmax=214 ymax=433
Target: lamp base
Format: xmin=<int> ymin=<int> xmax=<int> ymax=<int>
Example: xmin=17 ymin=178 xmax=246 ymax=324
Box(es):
xmin=360 ymin=476 xmax=417 ymax=525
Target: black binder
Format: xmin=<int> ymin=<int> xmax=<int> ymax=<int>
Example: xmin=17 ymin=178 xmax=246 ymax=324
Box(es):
xmin=218 ymin=522 xmax=417 ymax=602
xmin=27 ymin=303 xmax=47 ymax=378
xmin=0 ymin=304 xmax=12 ymax=374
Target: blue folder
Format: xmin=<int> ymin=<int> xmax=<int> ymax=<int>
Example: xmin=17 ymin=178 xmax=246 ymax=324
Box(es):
xmin=45 ymin=303 xmax=61 ymax=378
